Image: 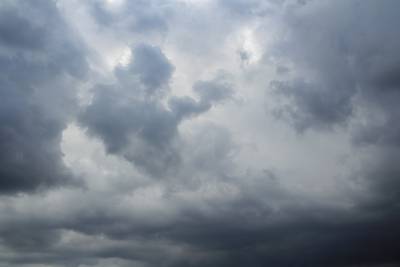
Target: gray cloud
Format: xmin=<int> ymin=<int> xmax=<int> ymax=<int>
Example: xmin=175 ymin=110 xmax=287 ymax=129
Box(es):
xmin=169 ymin=78 xmax=233 ymax=120
xmin=265 ymin=1 xmax=400 ymax=265
xmin=79 ymin=44 xmax=233 ymax=177
xmin=88 ymin=0 xmax=169 ymax=35
xmin=1 ymin=0 xmax=400 ymax=267
xmin=0 ymin=0 xmax=88 ymax=194
xmin=270 ymin=0 xmax=400 ymax=133
xmin=271 ymin=79 xmax=353 ymax=131
xmin=115 ymin=44 xmax=174 ymax=95
xmin=268 ymin=0 xmax=400 ymax=200
xmin=79 ymin=84 xmax=181 ymax=177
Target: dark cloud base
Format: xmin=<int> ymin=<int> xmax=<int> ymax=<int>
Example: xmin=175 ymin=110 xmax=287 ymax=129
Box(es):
xmin=0 ymin=0 xmax=87 ymax=194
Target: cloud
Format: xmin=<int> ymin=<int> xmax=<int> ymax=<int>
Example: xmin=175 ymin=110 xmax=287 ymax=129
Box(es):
xmin=0 ymin=0 xmax=88 ymax=194
xmin=271 ymin=79 xmax=353 ymax=131
xmin=79 ymin=44 xmax=233 ymax=177
xmin=269 ymin=0 xmax=400 ymax=133
xmin=87 ymin=0 xmax=169 ymax=35
xmin=115 ymin=44 xmax=175 ymax=95
xmin=264 ymin=1 xmax=400 ymax=265
xmin=1 ymin=0 xmax=400 ymax=266
xmin=267 ymin=0 xmax=400 ymax=205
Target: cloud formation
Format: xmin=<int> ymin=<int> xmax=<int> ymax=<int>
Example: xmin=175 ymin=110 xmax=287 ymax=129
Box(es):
xmin=79 ymin=43 xmax=233 ymax=177
xmin=0 ymin=0 xmax=88 ymax=194
xmin=1 ymin=0 xmax=400 ymax=267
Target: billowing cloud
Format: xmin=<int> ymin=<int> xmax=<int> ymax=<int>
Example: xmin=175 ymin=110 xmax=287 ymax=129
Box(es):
xmin=0 ymin=0 xmax=400 ymax=266
xmin=269 ymin=0 xmax=400 ymax=132
xmin=0 ymin=0 xmax=88 ymax=194
xmin=79 ymin=43 xmax=233 ymax=177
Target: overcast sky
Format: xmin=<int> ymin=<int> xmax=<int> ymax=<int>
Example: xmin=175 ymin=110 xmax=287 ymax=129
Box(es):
xmin=1 ymin=0 xmax=400 ymax=266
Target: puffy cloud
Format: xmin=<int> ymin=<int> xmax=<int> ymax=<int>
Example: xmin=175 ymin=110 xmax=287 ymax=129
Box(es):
xmin=1 ymin=0 xmax=400 ymax=266
xmin=79 ymin=44 xmax=233 ymax=177
xmin=269 ymin=0 xmax=400 ymax=133
xmin=115 ymin=44 xmax=175 ymax=95
xmin=0 ymin=0 xmax=88 ymax=194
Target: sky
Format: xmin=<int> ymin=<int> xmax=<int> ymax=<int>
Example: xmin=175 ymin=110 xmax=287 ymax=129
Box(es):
xmin=0 ymin=0 xmax=400 ymax=266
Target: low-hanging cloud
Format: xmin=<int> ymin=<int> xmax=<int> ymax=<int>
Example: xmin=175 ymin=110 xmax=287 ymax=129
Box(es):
xmin=0 ymin=0 xmax=88 ymax=194
xmin=1 ymin=0 xmax=400 ymax=266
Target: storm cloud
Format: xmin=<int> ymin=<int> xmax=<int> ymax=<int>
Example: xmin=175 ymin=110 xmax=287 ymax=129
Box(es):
xmin=79 ymin=43 xmax=232 ymax=176
xmin=1 ymin=0 xmax=400 ymax=267
xmin=0 ymin=0 xmax=87 ymax=194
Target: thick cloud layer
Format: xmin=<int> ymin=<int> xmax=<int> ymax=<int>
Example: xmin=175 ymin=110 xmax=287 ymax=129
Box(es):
xmin=270 ymin=0 xmax=400 ymax=132
xmin=1 ymin=0 xmax=400 ymax=267
xmin=0 ymin=0 xmax=88 ymax=193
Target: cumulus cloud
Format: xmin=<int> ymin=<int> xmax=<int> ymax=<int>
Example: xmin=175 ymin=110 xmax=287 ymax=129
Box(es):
xmin=79 ymin=44 xmax=233 ymax=177
xmin=115 ymin=43 xmax=175 ymax=95
xmin=0 ymin=0 xmax=88 ymax=194
xmin=1 ymin=0 xmax=400 ymax=266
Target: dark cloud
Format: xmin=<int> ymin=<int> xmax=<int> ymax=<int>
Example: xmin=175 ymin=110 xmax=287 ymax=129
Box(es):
xmin=218 ymin=0 xmax=282 ymax=17
xmin=1 ymin=121 xmax=398 ymax=267
xmin=79 ymin=44 xmax=232 ymax=177
xmin=268 ymin=0 xmax=400 ymax=198
xmin=0 ymin=10 xmax=47 ymax=50
xmin=266 ymin=1 xmax=400 ymax=265
xmin=79 ymin=84 xmax=181 ymax=177
xmin=270 ymin=0 xmax=400 ymax=133
xmin=0 ymin=0 xmax=88 ymax=194
xmin=115 ymin=44 xmax=174 ymax=95
xmin=87 ymin=0 xmax=169 ymax=35
xmin=169 ymin=78 xmax=233 ymax=120
xmin=271 ymin=79 xmax=353 ymax=131
xmin=1 ymin=0 xmax=400 ymax=267
xmin=1 ymin=169 xmax=399 ymax=267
